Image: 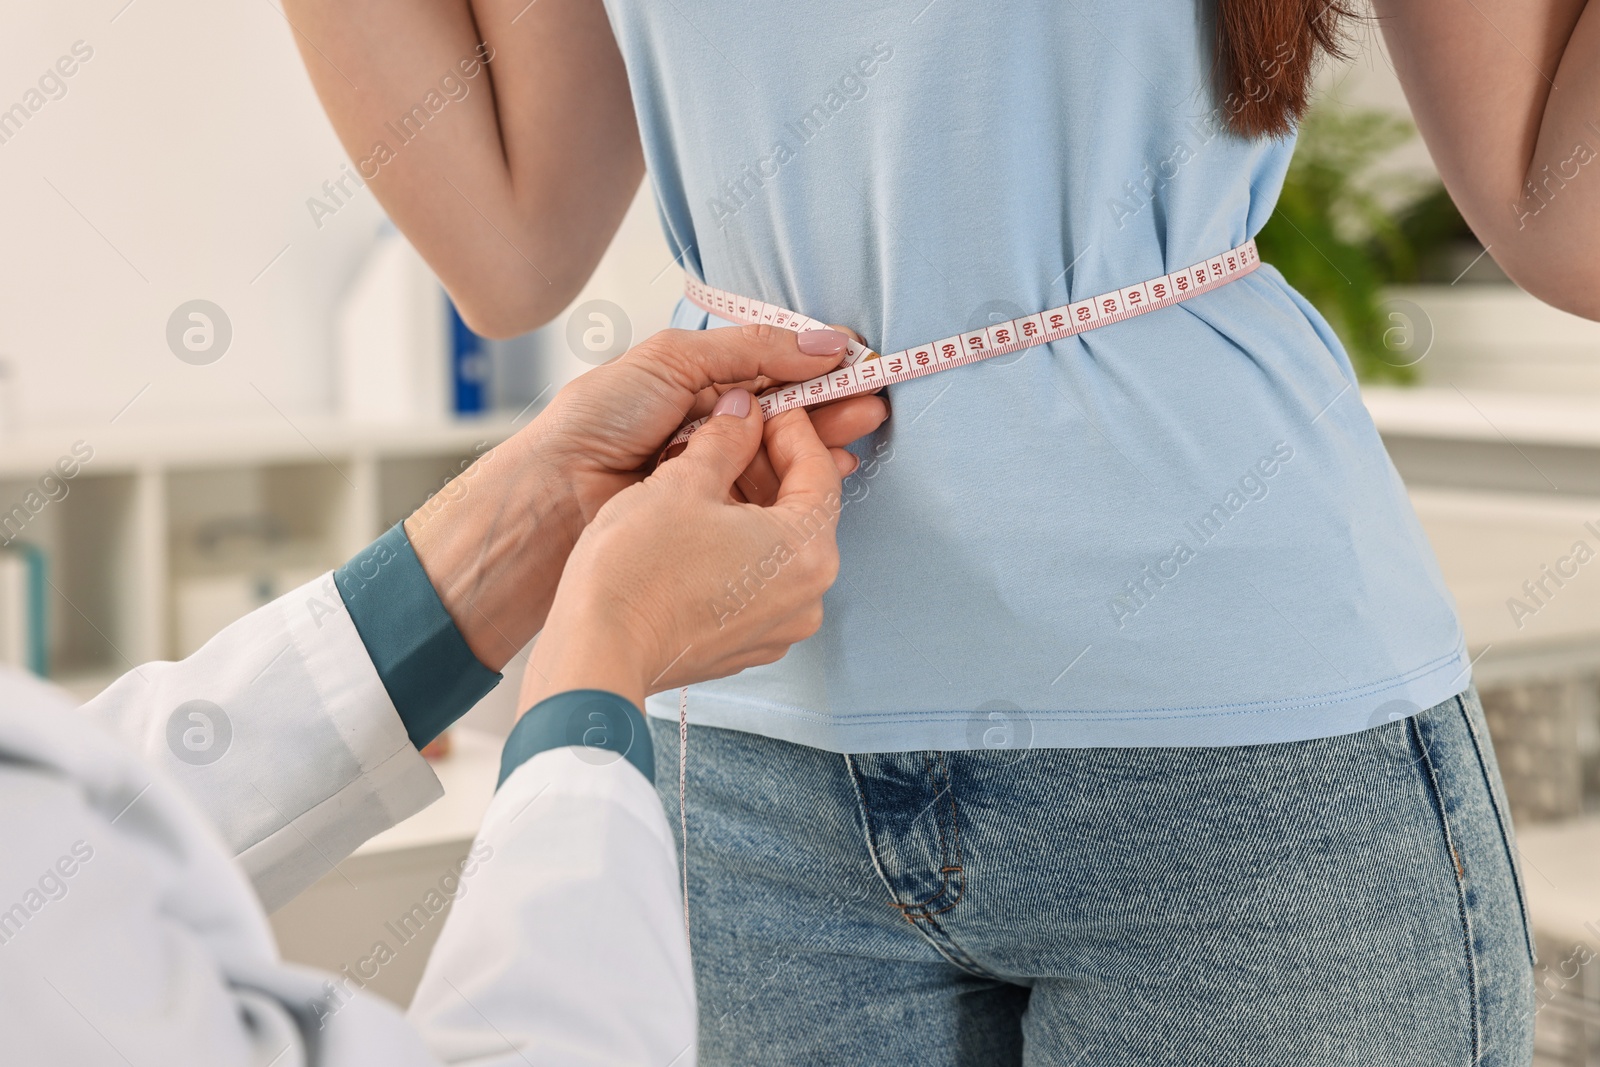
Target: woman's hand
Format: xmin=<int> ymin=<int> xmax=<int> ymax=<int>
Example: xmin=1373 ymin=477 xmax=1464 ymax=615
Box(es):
xmin=520 ymin=388 xmax=843 ymax=712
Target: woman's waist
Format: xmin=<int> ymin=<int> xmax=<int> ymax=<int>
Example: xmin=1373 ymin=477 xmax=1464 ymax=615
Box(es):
xmin=674 ymin=258 xmax=1330 ymax=366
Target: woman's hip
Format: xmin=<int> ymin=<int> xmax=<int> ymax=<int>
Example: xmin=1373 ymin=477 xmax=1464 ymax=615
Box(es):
xmin=649 ymin=687 xmax=1535 ymax=1064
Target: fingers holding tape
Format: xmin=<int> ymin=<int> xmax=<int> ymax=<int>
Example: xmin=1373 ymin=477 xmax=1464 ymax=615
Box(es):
xmin=669 ymin=388 xmax=765 ymax=497
xmin=765 ymin=408 xmax=843 ymax=513
xmin=810 ymin=394 xmax=890 ymax=445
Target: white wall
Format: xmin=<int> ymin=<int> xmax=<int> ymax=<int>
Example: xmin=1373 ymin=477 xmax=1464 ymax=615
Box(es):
xmin=0 ymin=0 xmax=383 ymax=432
xmin=0 ymin=0 xmax=684 ymax=436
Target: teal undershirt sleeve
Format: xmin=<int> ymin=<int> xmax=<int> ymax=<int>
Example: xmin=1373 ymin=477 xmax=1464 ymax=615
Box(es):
xmin=334 ymin=523 xmax=653 ymax=788
xmin=498 ymin=690 xmax=655 ymax=790
xmin=333 ymin=522 xmax=502 ymax=749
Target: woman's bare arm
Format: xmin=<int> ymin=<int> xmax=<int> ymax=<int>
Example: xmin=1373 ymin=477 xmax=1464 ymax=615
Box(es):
xmin=282 ymin=0 xmax=643 ymax=337
xmin=1376 ymin=0 xmax=1600 ymax=318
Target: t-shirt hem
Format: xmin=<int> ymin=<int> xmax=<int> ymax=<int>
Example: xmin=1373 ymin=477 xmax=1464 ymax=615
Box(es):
xmin=645 ymin=643 xmax=1473 ymax=753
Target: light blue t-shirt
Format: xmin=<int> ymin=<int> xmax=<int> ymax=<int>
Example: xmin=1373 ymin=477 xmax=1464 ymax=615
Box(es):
xmin=609 ymin=0 xmax=1470 ymax=751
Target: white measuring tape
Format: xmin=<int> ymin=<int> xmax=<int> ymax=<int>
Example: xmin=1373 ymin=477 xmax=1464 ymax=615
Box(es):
xmin=670 ymin=240 xmax=1262 ymax=942
xmin=668 ymin=239 xmax=1260 ymax=447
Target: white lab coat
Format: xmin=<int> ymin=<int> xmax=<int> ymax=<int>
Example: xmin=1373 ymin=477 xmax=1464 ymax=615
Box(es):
xmin=0 ymin=573 xmax=695 ymax=1066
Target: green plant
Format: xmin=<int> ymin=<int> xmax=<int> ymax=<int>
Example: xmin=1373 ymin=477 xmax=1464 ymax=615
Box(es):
xmin=1256 ymin=105 xmax=1444 ymax=384
xmin=1382 ymin=184 xmax=1489 ymax=284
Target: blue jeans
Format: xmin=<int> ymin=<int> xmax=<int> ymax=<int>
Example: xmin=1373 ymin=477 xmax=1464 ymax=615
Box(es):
xmin=649 ymin=687 xmax=1535 ymax=1065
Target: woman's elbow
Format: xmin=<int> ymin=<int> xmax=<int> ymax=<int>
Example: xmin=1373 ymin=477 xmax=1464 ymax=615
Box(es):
xmin=1496 ymin=254 xmax=1600 ymax=323
xmin=1476 ymin=204 xmax=1600 ymax=321
xmin=448 ymin=272 xmax=582 ymax=340
xmin=1535 ymin=288 xmax=1600 ymax=324
xmin=453 ymin=298 xmax=547 ymax=341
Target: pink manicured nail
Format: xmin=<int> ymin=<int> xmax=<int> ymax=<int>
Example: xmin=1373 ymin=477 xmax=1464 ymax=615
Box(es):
xmin=798 ymin=329 xmax=848 ymax=356
xmin=712 ymin=388 xmax=752 ymax=418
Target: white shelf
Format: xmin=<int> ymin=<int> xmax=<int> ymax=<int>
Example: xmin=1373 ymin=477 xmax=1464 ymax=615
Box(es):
xmin=1364 ymin=385 xmax=1600 ymax=450
xmin=4 ymin=415 xmax=525 ymax=684
xmin=1408 ymin=487 xmax=1600 ymax=654
xmin=1358 ymin=384 xmax=1600 ymax=692
xmin=0 ymin=415 xmax=521 ymax=478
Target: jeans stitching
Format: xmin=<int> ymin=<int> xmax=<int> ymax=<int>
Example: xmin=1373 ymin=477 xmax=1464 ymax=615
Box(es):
xmin=914 ymin=751 xmax=965 ymax=916
xmin=1411 ymin=706 xmax=1482 ymax=1063
xmin=908 ymin=908 xmax=1004 ymax=979
xmin=847 ymin=754 xmax=964 ymax=914
xmin=1455 ymin=691 xmax=1538 ymax=968
xmin=901 ymin=752 xmax=1002 ymax=979
xmin=848 ymin=752 xmax=997 ymax=979
xmin=844 ymin=752 xmax=910 ymax=915
xmin=855 ymin=753 xmax=966 ymax=916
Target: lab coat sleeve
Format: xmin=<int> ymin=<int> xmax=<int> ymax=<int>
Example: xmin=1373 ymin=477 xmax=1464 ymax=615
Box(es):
xmin=77 ymin=570 xmax=446 ymax=911
xmin=407 ymin=748 xmax=697 ymax=1067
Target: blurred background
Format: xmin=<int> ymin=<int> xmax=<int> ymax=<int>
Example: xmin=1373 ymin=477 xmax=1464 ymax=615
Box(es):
xmin=4 ymin=4 xmax=1599 ymax=1058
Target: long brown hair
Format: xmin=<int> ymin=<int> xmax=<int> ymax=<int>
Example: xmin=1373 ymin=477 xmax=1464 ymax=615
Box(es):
xmin=1216 ymin=0 xmax=1360 ymax=138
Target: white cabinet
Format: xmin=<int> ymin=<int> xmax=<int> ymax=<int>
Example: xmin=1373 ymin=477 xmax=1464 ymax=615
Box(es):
xmin=0 ymin=417 xmax=514 ymax=698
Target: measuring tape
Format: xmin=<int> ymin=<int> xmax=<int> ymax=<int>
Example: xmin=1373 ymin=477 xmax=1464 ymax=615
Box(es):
xmin=670 ymin=239 xmax=1262 ymax=942
xmin=668 ymin=239 xmax=1260 ymax=447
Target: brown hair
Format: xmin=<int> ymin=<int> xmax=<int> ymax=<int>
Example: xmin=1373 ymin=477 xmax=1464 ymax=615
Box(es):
xmin=1215 ymin=0 xmax=1360 ymax=139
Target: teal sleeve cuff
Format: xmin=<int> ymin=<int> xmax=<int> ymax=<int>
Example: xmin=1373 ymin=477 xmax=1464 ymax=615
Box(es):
xmin=334 ymin=522 xmax=503 ymax=749
xmin=499 ymin=690 xmax=654 ymax=790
